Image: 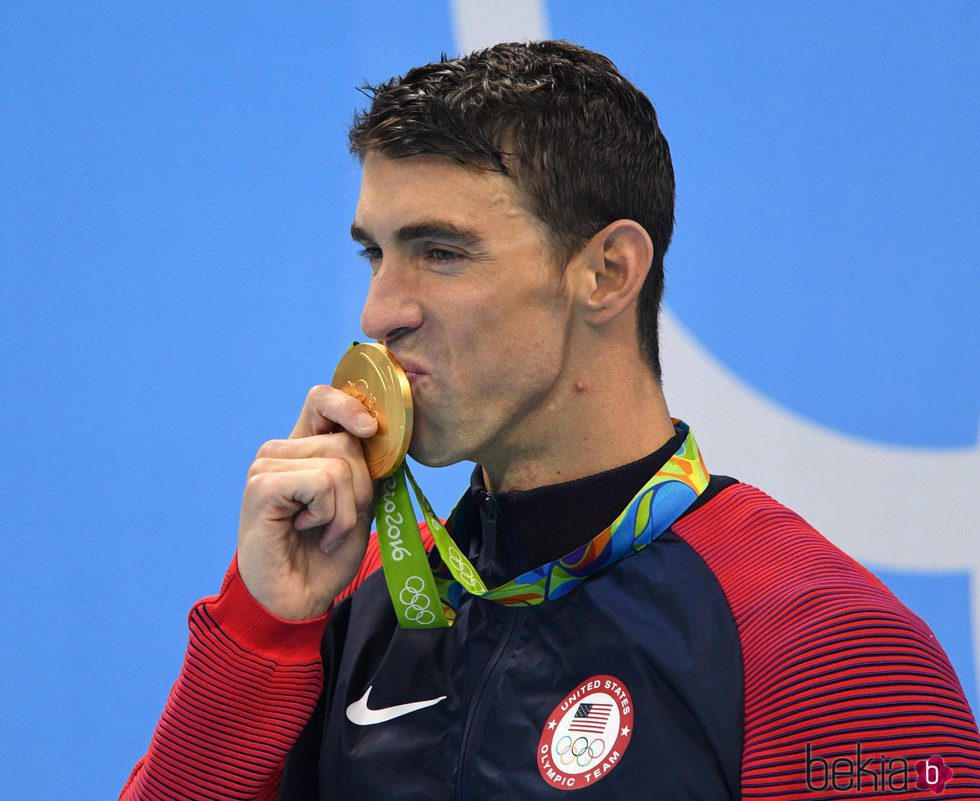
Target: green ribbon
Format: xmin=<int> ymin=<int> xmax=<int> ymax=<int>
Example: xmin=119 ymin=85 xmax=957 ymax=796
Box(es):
xmin=374 ymin=466 xmax=449 ymax=628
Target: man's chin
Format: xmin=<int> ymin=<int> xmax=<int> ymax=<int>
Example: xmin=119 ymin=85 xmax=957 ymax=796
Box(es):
xmin=406 ymin=436 xmax=466 ymax=469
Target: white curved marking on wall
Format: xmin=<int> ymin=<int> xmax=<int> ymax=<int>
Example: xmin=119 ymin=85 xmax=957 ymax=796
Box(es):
xmin=451 ymin=0 xmax=548 ymax=53
xmin=660 ymin=309 xmax=980 ymax=687
xmin=450 ymin=0 xmax=978 ymax=698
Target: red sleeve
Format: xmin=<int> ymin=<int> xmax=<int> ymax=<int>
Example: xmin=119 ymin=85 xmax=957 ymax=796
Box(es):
xmin=119 ymin=526 xmax=433 ymax=801
xmin=674 ymin=484 xmax=980 ymax=800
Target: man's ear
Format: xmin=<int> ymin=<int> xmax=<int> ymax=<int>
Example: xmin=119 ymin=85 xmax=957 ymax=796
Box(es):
xmin=571 ymin=220 xmax=654 ymax=325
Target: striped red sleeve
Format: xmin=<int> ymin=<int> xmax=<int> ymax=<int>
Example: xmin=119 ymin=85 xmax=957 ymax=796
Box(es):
xmin=118 ymin=525 xmax=433 ymax=801
xmin=674 ymin=484 xmax=980 ymax=800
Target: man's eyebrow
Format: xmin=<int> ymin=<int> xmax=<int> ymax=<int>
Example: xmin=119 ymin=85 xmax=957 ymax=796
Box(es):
xmin=350 ymin=221 xmax=483 ymax=248
xmin=350 ymin=223 xmax=372 ymax=244
xmin=396 ymin=222 xmax=483 ymax=248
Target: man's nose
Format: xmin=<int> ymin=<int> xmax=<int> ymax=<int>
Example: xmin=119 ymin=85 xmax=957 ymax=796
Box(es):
xmin=360 ymin=261 xmax=423 ymax=343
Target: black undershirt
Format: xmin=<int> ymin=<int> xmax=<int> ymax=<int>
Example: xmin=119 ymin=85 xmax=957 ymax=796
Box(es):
xmin=459 ymin=427 xmax=690 ymax=580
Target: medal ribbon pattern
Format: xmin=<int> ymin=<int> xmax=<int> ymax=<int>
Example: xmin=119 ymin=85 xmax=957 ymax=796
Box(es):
xmin=373 ymin=420 xmax=710 ymax=628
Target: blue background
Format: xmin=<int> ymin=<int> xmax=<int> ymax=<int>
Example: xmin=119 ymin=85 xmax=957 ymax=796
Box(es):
xmin=1 ymin=3 xmax=976 ymax=798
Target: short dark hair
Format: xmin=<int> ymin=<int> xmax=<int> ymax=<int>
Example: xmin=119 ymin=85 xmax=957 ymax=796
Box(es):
xmin=349 ymin=40 xmax=674 ymax=377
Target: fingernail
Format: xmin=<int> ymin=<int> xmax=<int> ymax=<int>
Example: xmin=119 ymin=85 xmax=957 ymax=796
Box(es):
xmin=356 ymin=412 xmax=375 ymax=430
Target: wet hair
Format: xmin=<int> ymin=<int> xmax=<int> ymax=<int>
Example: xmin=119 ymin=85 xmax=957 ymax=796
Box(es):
xmin=349 ymin=40 xmax=674 ymax=377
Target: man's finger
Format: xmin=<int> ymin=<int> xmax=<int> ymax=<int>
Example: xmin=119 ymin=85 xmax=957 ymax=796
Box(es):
xmin=247 ymin=461 xmax=349 ymax=524
xmin=248 ymin=455 xmax=342 ymax=481
xmin=252 ymin=435 xmax=374 ymax=507
xmin=255 ymin=433 xmax=364 ymax=463
xmin=247 ymin=450 xmax=374 ymax=513
xmin=290 ymin=384 xmax=379 ymax=439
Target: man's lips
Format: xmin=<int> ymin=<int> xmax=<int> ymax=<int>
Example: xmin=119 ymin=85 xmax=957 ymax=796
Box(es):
xmin=392 ymin=356 xmax=427 ymax=385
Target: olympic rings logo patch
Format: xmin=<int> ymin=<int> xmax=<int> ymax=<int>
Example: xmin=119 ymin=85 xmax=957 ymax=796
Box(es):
xmin=554 ymin=735 xmax=606 ymax=767
xmin=537 ymin=674 xmax=634 ymax=791
xmin=398 ymin=575 xmax=435 ymax=625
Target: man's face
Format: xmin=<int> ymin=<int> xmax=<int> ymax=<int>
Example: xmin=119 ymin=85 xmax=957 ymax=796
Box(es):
xmin=352 ymin=153 xmax=576 ymax=472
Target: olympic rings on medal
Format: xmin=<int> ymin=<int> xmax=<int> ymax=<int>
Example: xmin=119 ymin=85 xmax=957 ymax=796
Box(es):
xmin=398 ymin=575 xmax=435 ymax=625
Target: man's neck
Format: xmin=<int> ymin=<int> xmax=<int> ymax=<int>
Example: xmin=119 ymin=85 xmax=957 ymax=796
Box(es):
xmin=479 ymin=358 xmax=676 ymax=493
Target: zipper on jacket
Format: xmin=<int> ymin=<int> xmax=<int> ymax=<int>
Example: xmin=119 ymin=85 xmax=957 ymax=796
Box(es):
xmin=476 ymin=488 xmax=498 ymax=561
xmin=453 ymin=608 xmax=521 ymax=801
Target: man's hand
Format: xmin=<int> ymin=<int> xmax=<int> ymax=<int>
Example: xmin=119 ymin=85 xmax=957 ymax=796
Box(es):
xmin=237 ymin=385 xmax=379 ymax=620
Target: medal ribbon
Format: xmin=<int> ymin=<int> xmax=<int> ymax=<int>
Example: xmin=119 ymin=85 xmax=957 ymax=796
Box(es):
xmin=372 ymin=420 xmax=709 ymax=629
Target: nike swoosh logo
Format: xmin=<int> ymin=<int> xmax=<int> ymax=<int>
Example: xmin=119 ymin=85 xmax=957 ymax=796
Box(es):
xmin=345 ymin=685 xmax=447 ymax=726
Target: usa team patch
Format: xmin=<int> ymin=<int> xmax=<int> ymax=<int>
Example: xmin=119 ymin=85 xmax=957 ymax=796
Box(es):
xmin=537 ymin=674 xmax=634 ymax=791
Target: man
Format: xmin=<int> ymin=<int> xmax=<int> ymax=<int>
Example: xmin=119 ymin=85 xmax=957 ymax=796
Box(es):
xmin=120 ymin=41 xmax=979 ymax=800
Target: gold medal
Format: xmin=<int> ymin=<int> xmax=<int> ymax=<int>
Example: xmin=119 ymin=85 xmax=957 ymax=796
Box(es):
xmin=332 ymin=342 xmax=413 ymax=479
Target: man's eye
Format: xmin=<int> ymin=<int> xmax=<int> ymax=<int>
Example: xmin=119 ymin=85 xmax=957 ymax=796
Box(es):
xmin=357 ymin=246 xmax=382 ymax=262
xmin=427 ymin=248 xmax=460 ymax=263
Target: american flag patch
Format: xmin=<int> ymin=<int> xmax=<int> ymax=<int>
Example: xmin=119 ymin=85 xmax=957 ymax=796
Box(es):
xmin=568 ymin=702 xmax=613 ymax=733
